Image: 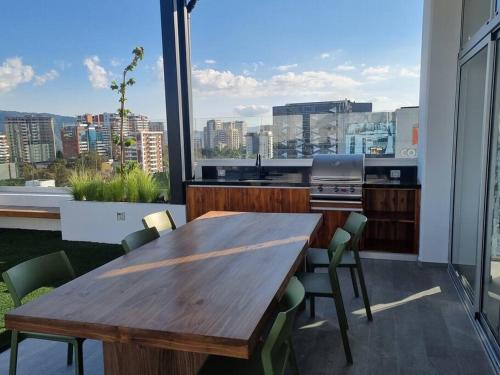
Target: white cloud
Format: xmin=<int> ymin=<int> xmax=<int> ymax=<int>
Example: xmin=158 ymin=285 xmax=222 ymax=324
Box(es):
xmin=155 ymin=56 xmax=164 ymax=80
xmin=320 ymin=53 xmax=330 ymax=59
xmin=34 ymin=69 xmax=59 ymax=86
xmin=0 ymin=57 xmax=34 ymax=93
xmin=400 ymin=65 xmax=420 ymax=78
xmin=192 ymin=68 xmax=361 ymax=98
xmin=83 ymin=56 xmax=108 ymax=89
xmin=192 ymin=68 xmax=260 ymax=96
xmin=274 ymin=64 xmax=298 ymax=72
xmin=242 ymin=69 xmax=252 ymax=76
xmin=110 ymin=58 xmax=121 ymax=67
xmin=243 ymin=61 xmax=264 ymax=73
xmin=234 ymin=104 xmax=270 ymax=117
xmin=362 ymin=65 xmax=391 ymax=81
xmin=204 ymin=59 xmax=216 ymax=64
xmin=269 ymin=71 xmax=361 ymax=95
xmin=336 ymin=64 xmax=356 ymax=72
xmin=362 ymin=66 xmax=390 ymax=75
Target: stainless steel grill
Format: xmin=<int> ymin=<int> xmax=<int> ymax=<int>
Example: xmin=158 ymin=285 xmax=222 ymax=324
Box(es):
xmin=310 ymin=154 xmax=364 ymax=201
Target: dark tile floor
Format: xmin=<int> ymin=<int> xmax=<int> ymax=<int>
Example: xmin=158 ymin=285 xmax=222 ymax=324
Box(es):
xmin=0 ymin=260 xmax=494 ymax=374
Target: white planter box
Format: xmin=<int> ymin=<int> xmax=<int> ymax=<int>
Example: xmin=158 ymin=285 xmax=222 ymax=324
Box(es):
xmin=60 ymin=200 xmax=186 ymax=244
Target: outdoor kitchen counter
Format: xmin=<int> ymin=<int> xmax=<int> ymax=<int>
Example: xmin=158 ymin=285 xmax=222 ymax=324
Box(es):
xmin=363 ymin=179 xmax=421 ymax=189
xmin=186 ymin=179 xmax=420 ymax=188
xmin=185 ymin=178 xmax=310 ymax=187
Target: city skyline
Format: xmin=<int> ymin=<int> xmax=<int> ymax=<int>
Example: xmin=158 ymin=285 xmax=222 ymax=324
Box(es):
xmin=0 ymin=0 xmax=423 ymax=119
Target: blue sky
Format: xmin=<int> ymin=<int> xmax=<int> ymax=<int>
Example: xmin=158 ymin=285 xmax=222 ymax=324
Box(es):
xmin=0 ymin=0 xmax=423 ymax=126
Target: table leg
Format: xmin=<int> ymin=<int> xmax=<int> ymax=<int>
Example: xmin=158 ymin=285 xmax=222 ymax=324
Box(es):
xmin=103 ymin=342 xmax=208 ymax=375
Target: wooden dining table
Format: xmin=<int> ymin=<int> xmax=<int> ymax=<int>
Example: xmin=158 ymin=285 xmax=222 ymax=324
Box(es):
xmin=5 ymin=211 xmax=322 ymax=374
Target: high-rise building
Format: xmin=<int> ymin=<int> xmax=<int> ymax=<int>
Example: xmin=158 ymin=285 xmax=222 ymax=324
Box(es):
xmin=259 ymin=130 xmax=273 ymax=159
xmin=137 ymin=131 xmax=164 ymax=173
xmin=61 ymin=124 xmax=112 ymax=159
xmin=61 ymin=124 xmax=86 ymax=159
xmin=129 ymin=114 xmax=149 ymax=133
xmin=245 ymin=132 xmax=259 ymax=158
xmin=0 ymin=134 xmax=10 ymax=164
xmin=223 ymin=122 xmax=241 ymax=150
xmin=124 ymin=131 xmax=164 ymax=173
xmin=149 ymin=121 xmax=165 ymax=133
xmin=395 ymin=107 xmax=419 ymax=159
xmin=340 ymin=112 xmax=395 ymax=157
xmin=203 ymin=119 xmax=222 ymax=149
xmin=76 ymin=114 xmax=94 ymax=125
xmin=5 ymin=116 xmax=56 ymax=163
xmin=272 ymin=100 xmax=372 ymax=158
xmin=234 ymin=120 xmax=247 ymax=147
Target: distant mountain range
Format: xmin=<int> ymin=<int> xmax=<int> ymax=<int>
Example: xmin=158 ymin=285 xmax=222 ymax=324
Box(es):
xmin=0 ymin=110 xmax=76 ymax=151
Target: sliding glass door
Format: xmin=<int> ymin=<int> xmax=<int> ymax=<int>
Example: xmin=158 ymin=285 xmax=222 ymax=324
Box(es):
xmin=484 ymin=38 xmax=500 ymax=342
xmin=452 ymin=45 xmax=489 ymax=300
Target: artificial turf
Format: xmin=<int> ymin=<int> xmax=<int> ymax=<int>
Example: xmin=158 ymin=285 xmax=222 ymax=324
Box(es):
xmin=0 ymin=229 xmax=123 ymax=350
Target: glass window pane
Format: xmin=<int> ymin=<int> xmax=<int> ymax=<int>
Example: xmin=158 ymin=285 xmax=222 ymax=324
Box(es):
xmin=452 ymin=47 xmax=488 ymax=298
xmin=484 ymin=39 xmax=500 ymax=340
xmin=190 ymin=0 xmax=422 ymax=162
xmin=462 ymin=0 xmax=491 ymax=46
xmin=0 ymin=0 xmax=168 ymax=191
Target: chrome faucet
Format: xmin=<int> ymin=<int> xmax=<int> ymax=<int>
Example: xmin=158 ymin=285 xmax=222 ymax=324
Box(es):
xmin=255 ymin=153 xmax=263 ymax=178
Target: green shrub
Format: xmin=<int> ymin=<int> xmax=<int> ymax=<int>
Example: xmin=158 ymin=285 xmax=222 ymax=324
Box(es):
xmin=125 ymin=171 xmax=140 ymax=202
xmin=70 ymin=169 xmax=161 ymax=203
xmin=134 ymin=169 xmax=160 ymax=203
xmin=103 ymin=176 xmax=125 ymax=202
xmin=84 ymin=177 xmax=104 ymax=201
xmin=69 ymin=171 xmax=92 ymax=201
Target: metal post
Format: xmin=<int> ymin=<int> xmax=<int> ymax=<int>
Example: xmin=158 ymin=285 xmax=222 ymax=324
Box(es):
xmin=160 ymin=0 xmax=193 ymax=204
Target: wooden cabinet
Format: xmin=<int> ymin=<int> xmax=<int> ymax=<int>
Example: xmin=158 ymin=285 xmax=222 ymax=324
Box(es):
xmin=186 ymin=185 xmax=310 ymax=222
xmin=309 ymin=200 xmax=363 ymax=248
xmin=362 ymin=187 xmax=420 ymax=254
xmin=186 ymin=184 xmax=421 ymax=255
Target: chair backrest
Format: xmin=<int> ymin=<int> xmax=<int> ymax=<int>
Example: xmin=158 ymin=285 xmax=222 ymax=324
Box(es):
xmin=326 ymin=226 xmax=353 ymax=263
xmin=342 ymin=212 xmax=368 ymax=251
xmin=142 ymin=210 xmax=176 ymax=232
xmin=121 ymin=227 xmax=160 ymax=254
xmin=2 ymin=251 xmax=75 ymax=307
xmin=327 ymin=228 xmax=351 ymax=285
xmin=260 ymin=276 xmax=305 ymax=375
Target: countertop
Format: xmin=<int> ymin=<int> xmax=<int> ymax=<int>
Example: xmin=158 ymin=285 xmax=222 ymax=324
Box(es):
xmin=185 ymin=179 xmax=310 ymax=187
xmin=186 ymin=179 xmax=420 ymax=189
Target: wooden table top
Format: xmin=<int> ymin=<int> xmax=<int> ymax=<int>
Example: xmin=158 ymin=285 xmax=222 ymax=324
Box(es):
xmin=6 ymin=211 xmax=322 ymax=359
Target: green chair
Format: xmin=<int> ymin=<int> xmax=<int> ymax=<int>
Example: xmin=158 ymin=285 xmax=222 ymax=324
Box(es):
xmin=306 ymin=212 xmax=373 ymax=321
xmin=199 ymin=276 xmax=305 ymax=375
xmin=2 ymin=251 xmax=84 ymax=375
xmin=298 ymin=228 xmax=353 ymax=364
xmin=121 ymin=227 xmax=160 ymax=254
xmin=142 ymin=210 xmax=176 ymax=233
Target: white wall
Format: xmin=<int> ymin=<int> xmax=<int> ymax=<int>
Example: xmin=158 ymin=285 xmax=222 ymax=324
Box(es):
xmin=0 ymin=187 xmax=72 ymax=231
xmin=418 ymin=0 xmax=462 ymax=263
xmin=60 ymin=201 xmax=186 ymax=244
xmin=0 ymin=187 xmax=72 ymax=207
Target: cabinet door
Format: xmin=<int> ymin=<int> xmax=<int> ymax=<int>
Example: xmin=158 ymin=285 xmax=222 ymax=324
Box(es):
xmin=310 ymin=201 xmax=362 ymax=248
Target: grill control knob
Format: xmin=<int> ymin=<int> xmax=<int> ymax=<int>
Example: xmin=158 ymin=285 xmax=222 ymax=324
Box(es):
xmin=350 ymin=186 xmax=355 ymax=193
xmin=318 ymin=185 xmax=323 ymax=192
xmin=334 ymin=187 xmax=339 ymax=192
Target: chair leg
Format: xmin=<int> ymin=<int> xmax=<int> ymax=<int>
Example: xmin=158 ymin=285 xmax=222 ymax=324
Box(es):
xmin=356 ymin=263 xmax=373 ymax=321
xmin=288 ymin=339 xmax=300 ymax=375
xmin=9 ymin=331 xmax=19 ymax=375
xmin=67 ymin=343 xmax=73 ymax=365
xmin=332 ymin=293 xmax=353 ymax=364
xmin=74 ymin=339 xmax=84 ymax=375
xmin=349 ymin=267 xmax=360 ymax=298
xmin=309 ymin=296 xmax=315 ymax=319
